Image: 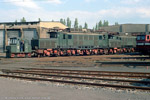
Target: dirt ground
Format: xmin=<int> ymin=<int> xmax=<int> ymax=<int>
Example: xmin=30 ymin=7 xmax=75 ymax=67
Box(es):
xmin=0 ymin=53 xmax=150 ymax=71
xmin=0 ymin=53 xmax=150 ymax=100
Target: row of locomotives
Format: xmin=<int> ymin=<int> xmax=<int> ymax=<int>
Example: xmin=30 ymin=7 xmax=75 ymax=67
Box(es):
xmin=31 ymin=32 xmax=110 ymax=57
xmin=31 ymin=31 xmax=136 ymax=57
xmin=6 ymin=37 xmax=32 ymax=58
xmin=136 ymin=34 xmax=150 ymax=55
xmin=6 ymin=31 xmax=137 ymax=58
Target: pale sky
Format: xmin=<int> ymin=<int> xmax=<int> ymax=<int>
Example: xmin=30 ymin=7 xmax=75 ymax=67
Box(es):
xmin=0 ymin=0 xmax=150 ymax=28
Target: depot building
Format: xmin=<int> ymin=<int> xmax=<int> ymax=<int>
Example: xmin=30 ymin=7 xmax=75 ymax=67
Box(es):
xmin=0 ymin=21 xmax=68 ymax=52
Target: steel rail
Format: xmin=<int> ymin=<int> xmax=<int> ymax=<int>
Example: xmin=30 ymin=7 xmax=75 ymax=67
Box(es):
xmin=3 ymin=71 xmax=150 ymax=84
xmin=0 ymin=74 xmax=150 ymax=91
xmin=6 ymin=70 xmax=150 ymax=78
xmin=20 ymin=68 xmax=150 ymax=75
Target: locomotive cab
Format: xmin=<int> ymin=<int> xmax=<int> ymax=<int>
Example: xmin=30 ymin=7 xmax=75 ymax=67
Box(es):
xmin=136 ymin=34 xmax=150 ymax=55
xmin=6 ymin=37 xmax=32 ymax=58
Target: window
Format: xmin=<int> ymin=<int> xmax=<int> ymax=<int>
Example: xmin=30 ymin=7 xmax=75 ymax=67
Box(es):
xmin=147 ymin=36 xmax=150 ymax=40
xmin=103 ymin=35 xmax=106 ymax=40
xmin=99 ymin=36 xmax=102 ymax=40
xmin=137 ymin=36 xmax=141 ymax=40
xmin=141 ymin=36 xmax=145 ymax=40
xmin=63 ymin=34 xmax=66 ymax=39
xmin=10 ymin=38 xmax=17 ymax=44
xmin=108 ymin=35 xmax=113 ymax=39
xmin=68 ymin=35 xmax=72 ymax=39
xmin=50 ymin=32 xmax=57 ymax=38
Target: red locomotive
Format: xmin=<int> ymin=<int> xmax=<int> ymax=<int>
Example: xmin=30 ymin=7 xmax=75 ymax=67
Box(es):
xmin=136 ymin=34 xmax=150 ymax=55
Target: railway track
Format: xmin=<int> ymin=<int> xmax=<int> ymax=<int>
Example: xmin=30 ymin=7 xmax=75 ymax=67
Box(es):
xmin=94 ymin=61 xmax=150 ymax=66
xmin=0 ymin=68 xmax=150 ymax=91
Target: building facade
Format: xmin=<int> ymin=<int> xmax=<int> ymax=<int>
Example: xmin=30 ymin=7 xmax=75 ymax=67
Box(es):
xmin=100 ymin=24 xmax=150 ymax=35
xmin=0 ymin=21 xmax=68 ymax=52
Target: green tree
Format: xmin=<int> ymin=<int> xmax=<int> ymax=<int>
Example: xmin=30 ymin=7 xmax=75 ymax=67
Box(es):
xmin=38 ymin=18 xmax=41 ymax=22
xmin=98 ymin=20 xmax=103 ymax=28
xmin=95 ymin=23 xmax=98 ymax=31
xmin=20 ymin=17 xmax=26 ymax=22
xmin=84 ymin=22 xmax=88 ymax=29
xmin=15 ymin=20 xmax=17 ymax=23
xmin=60 ymin=18 xmax=64 ymax=24
xmin=63 ymin=19 xmax=66 ymax=25
xmin=105 ymin=20 xmax=109 ymax=26
xmin=115 ymin=22 xmax=119 ymax=25
xmin=69 ymin=20 xmax=71 ymax=28
xmin=67 ymin=17 xmax=71 ymax=28
xmin=74 ymin=18 xmax=78 ymax=29
xmin=93 ymin=27 xmax=95 ymax=31
xmin=79 ymin=25 xmax=82 ymax=29
xmin=103 ymin=20 xmax=109 ymax=26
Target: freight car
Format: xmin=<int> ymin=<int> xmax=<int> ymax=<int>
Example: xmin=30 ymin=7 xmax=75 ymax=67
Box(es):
xmin=6 ymin=31 xmax=136 ymax=58
xmin=136 ymin=34 xmax=150 ymax=55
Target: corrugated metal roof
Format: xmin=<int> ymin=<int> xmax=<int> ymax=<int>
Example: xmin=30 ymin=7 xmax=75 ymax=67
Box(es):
xmin=0 ymin=21 xmax=68 ymax=29
xmin=40 ymin=22 xmax=68 ymax=29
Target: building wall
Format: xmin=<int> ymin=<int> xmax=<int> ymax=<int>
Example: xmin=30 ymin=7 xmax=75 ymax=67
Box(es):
xmin=0 ymin=21 xmax=68 ymax=52
xmin=0 ymin=30 xmax=4 ymax=52
xmin=7 ymin=30 xmax=21 ymax=45
xmin=39 ymin=28 xmax=50 ymax=38
xmin=23 ymin=29 xmax=38 ymax=44
xmin=100 ymin=24 xmax=150 ymax=33
xmin=100 ymin=25 xmax=120 ymax=32
xmin=121 ymin=24 xmax=147 ymax=33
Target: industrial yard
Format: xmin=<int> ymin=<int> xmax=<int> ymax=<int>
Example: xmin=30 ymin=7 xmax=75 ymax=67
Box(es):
xmin=0 ymin=53 xmax=150 ymax=100
xmin=1 ymin=0 xmax=150 ymax=100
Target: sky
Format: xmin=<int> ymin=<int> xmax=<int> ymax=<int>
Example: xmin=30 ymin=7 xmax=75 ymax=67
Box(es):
xmin=0 ymin=0 xmax=150 ymax=28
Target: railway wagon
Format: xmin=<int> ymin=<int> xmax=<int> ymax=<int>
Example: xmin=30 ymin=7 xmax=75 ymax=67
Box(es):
xmin=119 ymin=35 xmax=136 ymax=52
xmin=6 ymin=31 xmax=136 ymax=58
xmin=108 ymin=35 xmax=136 ymax=53
xmin=136 ymin=34 xmax=150 ymax=55
xmin=31 ymin=32 xmax=109 ymax=56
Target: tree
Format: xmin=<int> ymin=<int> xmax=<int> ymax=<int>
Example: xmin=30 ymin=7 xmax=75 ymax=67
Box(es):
xmin=103 ymin=20 xmax=109 ymax=27
xmin=63 ymin=19 xmax=66 ymax=25
xmin=67 ymin=17 xmax=71 ymax=28
xmin=79 ymin=25 xmax=82 ymax=29
xmin=69 ymin=20 xmax=71 ymax=28
xmin=105 ymin=20 xmax=109 ymax=26
xmin=38 ymin=18 xmax=41 ymax=22
xmin=52 ymin=19 xmax=54 ymax=22
xmin=60 ymin=18 xmax=64 ymax=24
xmin=74 ymin=18 xmax=78 ymax=29
xmin=84 ymin=22 xmax=88 ymax=29
xmin=93 ymin=27 xmax=95 ymax=31
xmin=98 ymin=20 xmax=103 ymax=28
xmin=115 ymin=22 xmax=119 ymax=25
xmin=95 ymin=23 xmax=98 ymax=31
xmin=15 ymin=20 xmax=17 ymax=23
xmin=20 ymin=17 xmax=26 ymax=22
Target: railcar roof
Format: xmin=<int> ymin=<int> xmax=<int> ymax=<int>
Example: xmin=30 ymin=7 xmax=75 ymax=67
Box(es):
xmin=119 ymin=35 xmax=136 ymax=38
xmin=63 ymin=32 xmax=106 ymax=35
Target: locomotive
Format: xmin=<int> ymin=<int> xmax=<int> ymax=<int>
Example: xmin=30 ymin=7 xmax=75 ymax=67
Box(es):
xmin=6 ymin=30 xmax=136 ymax=58
xmin=136 ymin=34 xmax=150 ymax=55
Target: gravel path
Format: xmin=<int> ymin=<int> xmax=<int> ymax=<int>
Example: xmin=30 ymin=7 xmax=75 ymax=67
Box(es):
xmin=0 ymin=77 xmax=150 ymax=100
xmin=0 ymin=53 xmax=150 ymax=100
